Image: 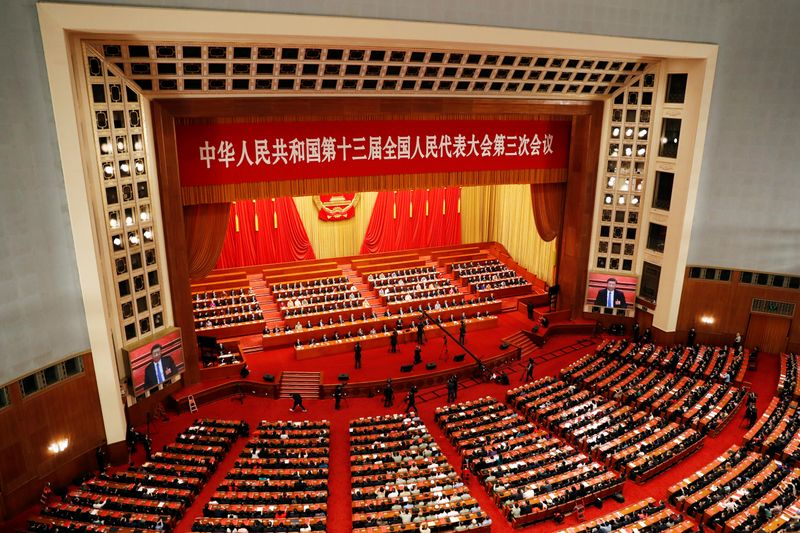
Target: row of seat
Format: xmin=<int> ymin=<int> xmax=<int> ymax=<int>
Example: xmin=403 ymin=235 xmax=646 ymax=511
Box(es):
xmin=349 ymin=413 xmax=491 ymax=532
xmin=435 ymin=397 xmax=623 ymax=527
xmin=506 ymin=376 xmax=705 ymax=483
xmin=744 ymin=353 xmax=800 ymax=463
xmin=668 ymin=444 xmax=800 ymax=532
xmin=29 ymin=419 xmax=245 ymax=533
xmin=450 ymin=259 xmax=531 ymax=294
xmin=561 ymin=341 xmax=746 ymax=435
xmin=191 ymin=285 xmax=264 ymax=332
xmin=192 ymin=420 xmax=330 ymax=532
xmin=555 ymin=497 xmax=694 ymax=533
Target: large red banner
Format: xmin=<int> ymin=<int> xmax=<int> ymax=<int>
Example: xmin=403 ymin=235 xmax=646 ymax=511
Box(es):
xmin=175 ymin=119 xmax=571 ymax=187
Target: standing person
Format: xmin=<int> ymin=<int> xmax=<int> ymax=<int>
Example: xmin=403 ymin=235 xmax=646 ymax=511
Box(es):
xmin=290 ymin=392 xmax=307 ymax=413
xmin=448 ymin=375 xmax=459 ymax=402
xmin=459 ymin=320 xmax=467 ymax=345
xmin=405 ymin=386 xmax=418 ymax=414
xmin=522 ymin=357 xmax=535 ymax=382
xmin=746 ymin=401 xmax=758 ymax=428
xmin=389 ymin=329 xmax=399 ymax=353
xmin=416 ymin=320 xmax=425 ymax=345
xmin=40 ymin=482 xmax=53 ymax=507
xmin=383 ymin=378 xmax=394 ymax=407
xmin=95 ymin=445 xmax=107 ymax=472
xmin=334 ymin=384 xmax=343 ymax=410
xmin=413 ymin=344 xmax=423 ymax=365
xmin=733 ymin=332 xmax=742 ymax=350
xmin=143 ymin=435 xmax=152 ymax=461
xmin=354 ymin=341 xmax=362 ymax=369
xmin=632 ymin=322 xmax=640 ymax=342
xmin=687 ymin=327 xmax=697 ymax=348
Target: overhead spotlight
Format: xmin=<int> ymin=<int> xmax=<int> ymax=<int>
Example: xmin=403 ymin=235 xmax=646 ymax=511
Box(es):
xmin=604 ymin=195 xmax=613 ymax=204
xmin=638 ymin=129 xmax=648 ymax=138
xmin=109 ymin=217 xmax=119 ymax=228
xmin=125 ymin=216 xmax=133 ymax=226
xmin=625 ymin=128 xmax=634 ymax=137
xmin=612 ymin=127 xmax=620 ymax=136
xmin=637 ymin=147 xmax=646 ymax=156
xmin=133 ymin=140 xmax=142 ymax=151
xmin=631 ymin=196 xmax=640 ymax=205
xmin=112 ymin=237 xmax=122 ymax=246
xmin=100 ymin=142 xmax=111 ymax=154
xmin=103 ymin=165 xmax=113 ymax=176
xmin=143 ymin=229 xmax=153 ymax=240
xmin=673 ymin=137 xmax=679 ymax=143
xmin=117 ymin=140 xmax=125 ymax=152
xmin=624 ymin=147 xmax=633 ymax=156
xmin=135 ymin=161 xmax=144 ymax=173
xmin=129 ymin=234 xmax=139 ymax=245
xmin=120 ymin=163 xmax=130 ymax=173
xmin=617 ymin=196 xmax=626 ymax=205
xmin=140 ymin=211 xmax=149 ymax=222
xmin=661 ymin=137 xmax=668 ymax=144
xmin=700 ymin=315 xmax=715 ymax=325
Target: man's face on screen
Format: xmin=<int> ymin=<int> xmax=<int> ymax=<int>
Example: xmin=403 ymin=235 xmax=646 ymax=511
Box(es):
xmin=606 ymin=279 xmax=617 ymax=291
xmin=151 ymin=345 xmax=162 ymax=362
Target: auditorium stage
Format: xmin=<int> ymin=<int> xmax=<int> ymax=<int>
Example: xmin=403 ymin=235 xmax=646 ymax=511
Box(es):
xmin=179 ymin=309 xmax=549 ymax=397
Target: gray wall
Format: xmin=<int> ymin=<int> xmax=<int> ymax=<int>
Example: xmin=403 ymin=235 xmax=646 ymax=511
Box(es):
xmin=1 ymin=0 xmax=798 ymax=382
xmin=0 ymin=0 xmax=89 ymax=385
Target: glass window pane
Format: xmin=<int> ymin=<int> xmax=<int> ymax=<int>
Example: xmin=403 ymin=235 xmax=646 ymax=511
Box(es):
xmin=659 ymin=119 xmax=681 ymax=158
xmin=665 ymin=73 xmax=688 ymax=103
xmin=647 ymin=223 xmax=667 ymax=252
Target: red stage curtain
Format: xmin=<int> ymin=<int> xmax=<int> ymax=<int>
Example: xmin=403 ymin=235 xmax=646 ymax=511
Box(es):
xmin=530 ymin=182 xmax=566 ymax=242
xmin=183 ymin=203 xmax=231 ymax=280
xmin=360 ymin=187 xmax=461 ymax=254
xmin=215 ymin=198 xmax=315 ymax=268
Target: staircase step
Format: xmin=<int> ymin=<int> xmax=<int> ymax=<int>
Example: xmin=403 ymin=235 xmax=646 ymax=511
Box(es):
xmin=279 ymin=371 xmax=322 ymax=399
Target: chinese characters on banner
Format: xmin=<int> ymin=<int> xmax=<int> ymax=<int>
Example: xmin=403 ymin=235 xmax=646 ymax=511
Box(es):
xmin=175 ymin=119 xmax=571 ymax=187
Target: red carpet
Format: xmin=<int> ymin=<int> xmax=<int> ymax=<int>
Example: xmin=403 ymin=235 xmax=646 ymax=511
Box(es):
xmin=4 ymin=327 xmax=780 ymax=533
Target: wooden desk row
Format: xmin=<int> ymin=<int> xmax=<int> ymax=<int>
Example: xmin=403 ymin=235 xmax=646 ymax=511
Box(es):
xmin=292 ymin=315 xmax=498 ymax=360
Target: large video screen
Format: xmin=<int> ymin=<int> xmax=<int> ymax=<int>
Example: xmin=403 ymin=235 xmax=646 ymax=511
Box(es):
xmin=584 ymin=272 xmax=638 ymax=317
xmin=124 ymin=328 xmax=185 ymax=397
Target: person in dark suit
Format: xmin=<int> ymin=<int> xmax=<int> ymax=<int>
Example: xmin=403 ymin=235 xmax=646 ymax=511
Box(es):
xmin=333 ymin=384 xmax=344 ymax=410
xmin=389 ymin=329 xmax=399 ymax=353
xmin=383 ymin=378 xmax=394 ymax=407
xmin=594 ymin=278 xmax=627 ymax=309
xmin=416 ymin=321 xmax=425 ymax=345
xmin=143 ymin=344 xmax=177 ymax=389
xmin=354 ymin=342 xmax=362 ymax=369
xmin=522 ymin=357 xmax=535 ymax=382
xmin=413 ymin=344 xmax=423 ymax=365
